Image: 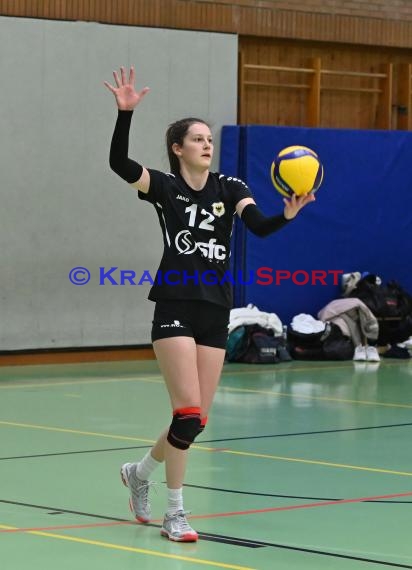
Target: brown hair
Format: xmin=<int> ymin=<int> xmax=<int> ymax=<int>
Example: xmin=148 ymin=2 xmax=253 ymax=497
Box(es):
xmin=165 ymin=117 xmax=210 ymax=175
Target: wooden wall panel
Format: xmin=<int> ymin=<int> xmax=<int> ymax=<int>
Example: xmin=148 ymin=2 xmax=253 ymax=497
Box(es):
xmin=3 ymin=0 xmax=412 ymax=49
xmin=2 ymin=1 xmax=412 ymax=129
xmin=239 ymin=37 xmax=412 ymax=129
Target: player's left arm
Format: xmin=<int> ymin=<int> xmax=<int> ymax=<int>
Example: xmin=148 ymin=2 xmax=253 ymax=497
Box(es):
xmin=235 ymin=193 xmax=315 ymax=237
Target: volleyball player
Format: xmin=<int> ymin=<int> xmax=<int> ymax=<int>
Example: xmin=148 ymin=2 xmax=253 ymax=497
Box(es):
xmin=105 ymin=66 xmax=314 ymax=542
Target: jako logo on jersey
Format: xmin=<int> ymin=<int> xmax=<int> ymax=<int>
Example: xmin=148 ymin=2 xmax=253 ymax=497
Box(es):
xmin=175 ymin=230 xmax=227 ymax=261
xmin=176 ymin=194 xmax=190 ymax=202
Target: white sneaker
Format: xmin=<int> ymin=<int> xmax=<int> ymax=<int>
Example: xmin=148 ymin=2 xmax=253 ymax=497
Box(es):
xmin=120 ymin=462 xmax=152 ymax=523
xmin=160 ymin=510 xmax=198 ymax=542
xmin=353 ymin=345 xmax=367 ymax=361
xmin=366 ymin=346 xmax=380 ymax=362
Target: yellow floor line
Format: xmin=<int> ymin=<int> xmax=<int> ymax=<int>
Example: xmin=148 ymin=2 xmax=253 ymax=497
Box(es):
xmin=0 ymin=420 xmax=156 ymax=444
xmin=0 ymin=358 xmax=408 ymax=390
xmin=0 ymin=524 xmax=255 ymax=570
xmin=220 ymin=449 xmax=412 ymax=477
xmin=0 ymin=376 xmax=163 ymax=390
xmin=1 ymin=373 xmax=412 ymax=409
xmin=218 ymin=385 xmax=412 ymax=409
xmin=1 ymin=419 xmax=411 ymax=477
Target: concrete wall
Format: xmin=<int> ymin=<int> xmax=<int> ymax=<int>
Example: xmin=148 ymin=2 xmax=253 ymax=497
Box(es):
xmin=0 ymin=17 xmax=238 ymax=349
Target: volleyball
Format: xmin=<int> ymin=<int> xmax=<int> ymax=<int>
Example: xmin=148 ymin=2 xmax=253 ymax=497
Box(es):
xmin=270 ymin=145 xmax=324 ymax=197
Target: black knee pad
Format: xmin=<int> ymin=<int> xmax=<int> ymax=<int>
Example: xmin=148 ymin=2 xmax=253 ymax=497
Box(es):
xmin=195 ymin=416 xmax=208 ymax=438
xmin=167 ymin=407 xmax=201 ymax=450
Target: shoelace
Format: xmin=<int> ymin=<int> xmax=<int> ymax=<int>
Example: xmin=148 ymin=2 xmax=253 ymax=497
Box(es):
xmin=130 ymin=480 xmax=157 ymax=514
xmin=135 ymin=480 xmax=157 ymax=500
xmin=173 ymin=510 xmax=193 ymax=531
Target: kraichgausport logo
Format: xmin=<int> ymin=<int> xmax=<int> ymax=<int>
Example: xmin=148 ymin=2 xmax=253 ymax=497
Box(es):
xmin=69 ymin=267 xmax=343 ymax=286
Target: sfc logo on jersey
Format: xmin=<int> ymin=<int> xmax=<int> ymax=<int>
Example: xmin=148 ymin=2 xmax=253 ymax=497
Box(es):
xmin=175 ymin=230 xmax=197 ymax=255
xmin=212 ymin=202 xmax=225 ymax=217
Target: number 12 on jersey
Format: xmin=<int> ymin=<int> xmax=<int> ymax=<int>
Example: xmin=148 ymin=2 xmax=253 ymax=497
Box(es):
xmin=185 ymin=204 xmax=215 ymax=231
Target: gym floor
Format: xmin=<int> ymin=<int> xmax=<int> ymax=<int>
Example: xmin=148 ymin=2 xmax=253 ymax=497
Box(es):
xmin=1 ymin=357 xmax=412 ymax=570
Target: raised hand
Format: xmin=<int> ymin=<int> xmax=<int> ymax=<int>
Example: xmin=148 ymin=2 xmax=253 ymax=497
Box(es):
xmin=283 ymin=192 xmax=316 ymax=220
xmin=104 ymin=66 xmax=150 ymax=111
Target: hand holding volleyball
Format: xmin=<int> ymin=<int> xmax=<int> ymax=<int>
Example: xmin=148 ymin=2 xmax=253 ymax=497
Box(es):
xmin=271 ymin=146 xmax=324 ymax=198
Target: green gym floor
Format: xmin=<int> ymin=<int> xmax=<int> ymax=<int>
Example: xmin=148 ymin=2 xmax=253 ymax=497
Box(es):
xmin=1 ymin=357 xmax=412 ymax=570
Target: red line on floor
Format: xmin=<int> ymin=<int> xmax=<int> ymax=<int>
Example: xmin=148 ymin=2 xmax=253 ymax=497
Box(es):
xmin=2 ymin=490 xmax=411 ymax=534
xmin=0 ymin=520 xmax=133 ymax=533
xmin=187 ymin=490 xmax=412 ymax=520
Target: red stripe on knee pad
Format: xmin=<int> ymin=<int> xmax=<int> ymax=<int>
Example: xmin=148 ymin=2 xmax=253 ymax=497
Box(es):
xmin=173 ymin=406 xmax=201 ymax=417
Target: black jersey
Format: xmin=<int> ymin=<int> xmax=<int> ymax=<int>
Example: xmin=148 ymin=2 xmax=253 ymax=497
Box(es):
xmin=138 ymin=169 xmax=253 ymax=308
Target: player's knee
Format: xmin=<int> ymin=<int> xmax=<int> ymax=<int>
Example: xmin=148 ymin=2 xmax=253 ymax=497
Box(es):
xmin=195 ymin=416 xmax=208 ymax=439
xmin=167 ymin=407 xmax=201 ymax=450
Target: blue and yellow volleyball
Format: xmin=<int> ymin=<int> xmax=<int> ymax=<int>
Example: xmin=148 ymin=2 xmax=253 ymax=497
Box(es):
xmin=270 ymin=145 xmax=324 ymax=197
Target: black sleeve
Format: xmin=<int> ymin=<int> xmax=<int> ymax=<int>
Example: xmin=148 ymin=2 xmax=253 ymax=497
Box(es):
xmin=224 ymin=176 xmax=254 ymax=208
xmin=241 ymin=203 xmax=290 ymax=237
xmin=109 ymin=110 xmax=143 ymax=183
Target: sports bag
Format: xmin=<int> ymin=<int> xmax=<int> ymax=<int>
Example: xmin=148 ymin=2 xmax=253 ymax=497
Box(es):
xmin=349 ymin=276 xmax=412 ymax=319
xmin=287 ymin=322 xmax=353 ymax=360
xmin=226 ymin=326 xmax=246 ymax=362
xmin=349 ymin=277 xmax=412 ymax=344
xmin=226 ymin=324 xmax=288 ymax=364
xmin=241 ymin=326 xmax=280 ymax=364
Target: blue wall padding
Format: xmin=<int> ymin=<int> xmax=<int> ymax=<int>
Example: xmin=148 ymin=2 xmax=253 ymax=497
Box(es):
xmin=220 ymin=125 xmax=412 ymax=323
xmin=221 ymin=125 xmax=246 ymax=305
xmin=220 ymin=125 xmax=241 ymax=177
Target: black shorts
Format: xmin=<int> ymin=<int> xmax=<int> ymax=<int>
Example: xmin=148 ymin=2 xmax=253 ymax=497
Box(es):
xmin=151 ymin=300 xmax=230 ymax=349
